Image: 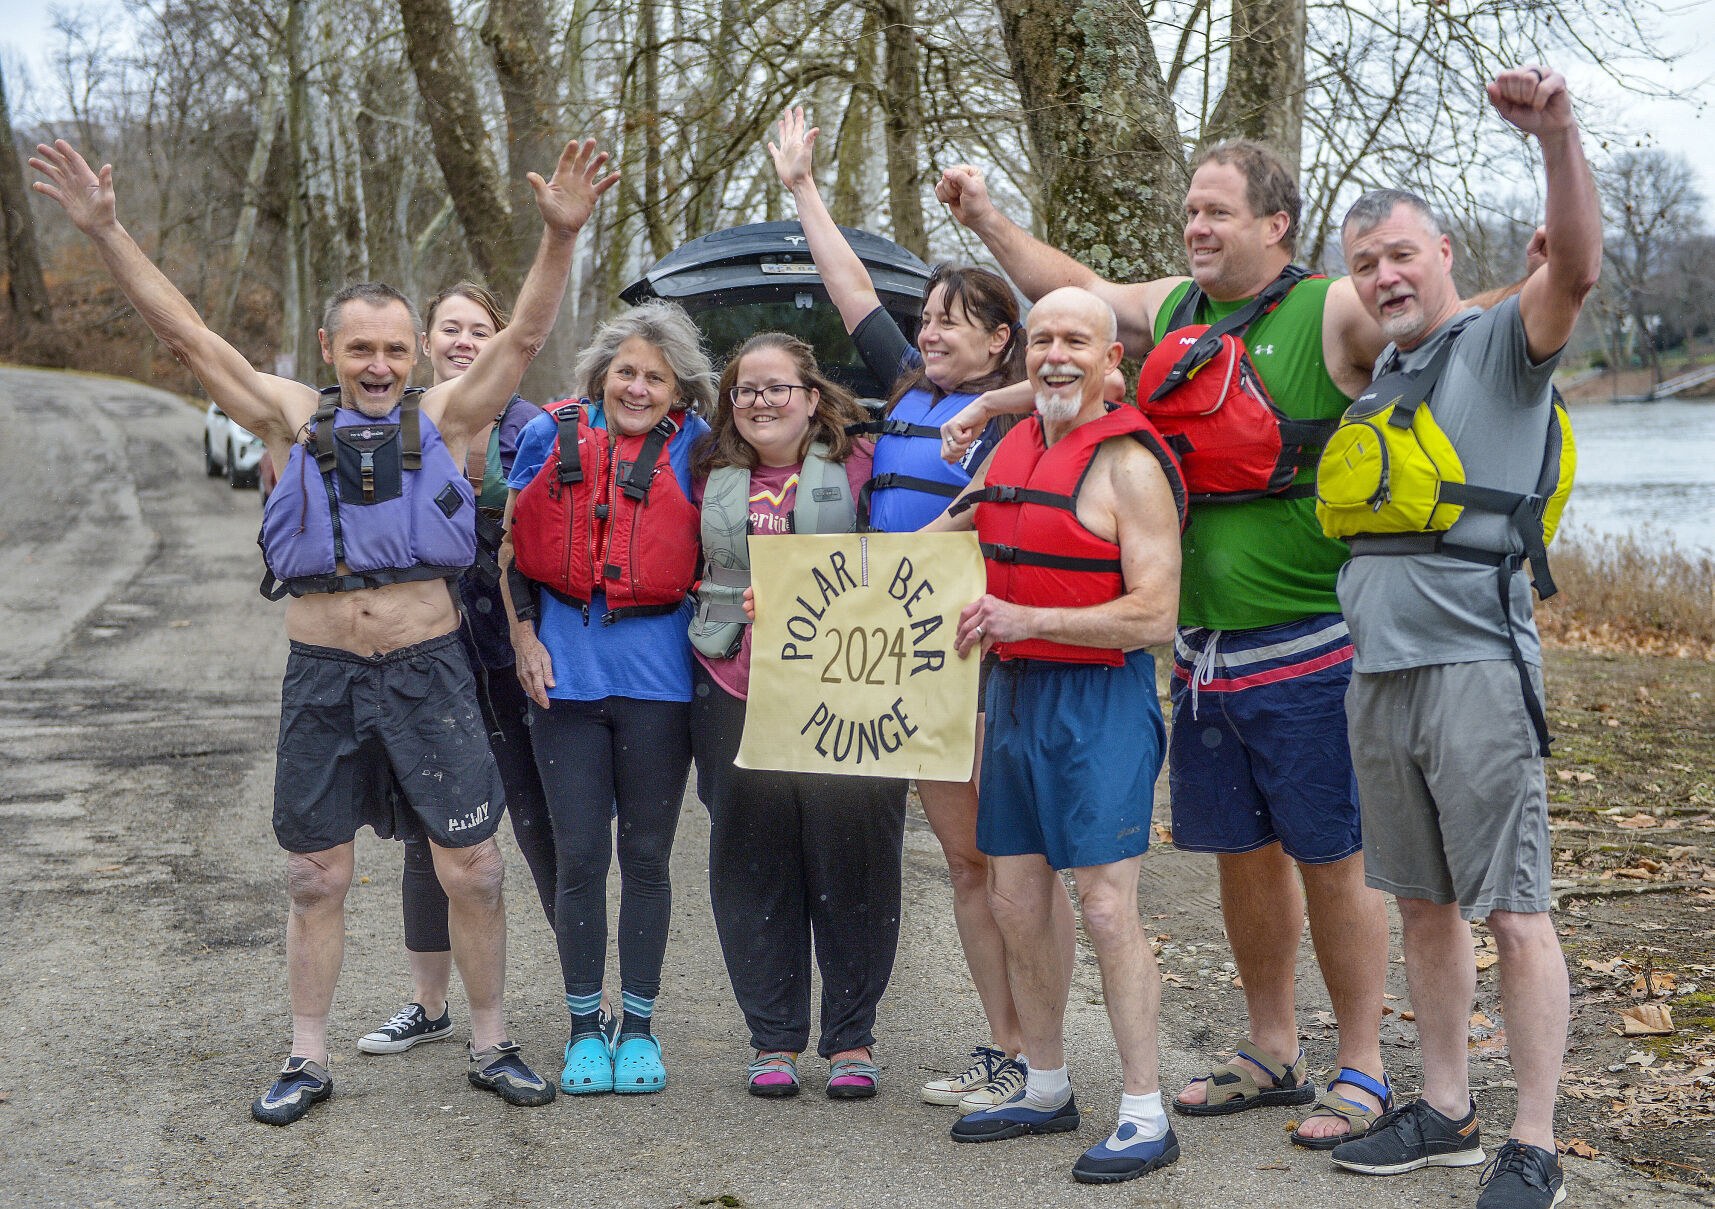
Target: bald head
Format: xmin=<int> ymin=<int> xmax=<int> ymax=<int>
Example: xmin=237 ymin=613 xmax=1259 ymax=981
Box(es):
xmin=1025 ymin=287 xmax=1123 ymax=426
xmin=1029 ymin=287 xmax=1118 ymax=344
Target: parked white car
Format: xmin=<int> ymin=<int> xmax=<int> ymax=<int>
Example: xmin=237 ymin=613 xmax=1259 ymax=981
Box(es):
xmin=203 ymin=402 xmax=266 ymax=488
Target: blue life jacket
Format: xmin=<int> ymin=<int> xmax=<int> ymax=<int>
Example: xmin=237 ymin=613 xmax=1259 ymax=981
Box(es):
xmin=848 ymin=386 xmax=983 ymax=531
xmin=259 ymin=387 xmax=476 ymax=599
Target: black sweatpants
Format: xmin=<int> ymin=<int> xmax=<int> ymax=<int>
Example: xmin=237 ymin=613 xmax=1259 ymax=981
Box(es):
xmin=691 ymin=664 xmax=906 ymax=1058
xmin=531 ymin=694 xmax=691 ymax=1002
xmin=401 ymin=663 xmax=556 ymax=952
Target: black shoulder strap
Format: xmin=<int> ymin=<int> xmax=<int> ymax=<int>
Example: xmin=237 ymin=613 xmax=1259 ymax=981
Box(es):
xmin=1384 ymin=316 xmax=1479 ymax=431
xmin=311 ymin=387 xmax=341 ymax=473
xmin=1150 ymin=265 xmax=1310 ymax=402
xmin=846 ymin=419 xmax=944 ymax=441
xmin=399 ymin=388 xmax=423 ymax=469
xmin=556 ymin=405 xmax=584 ymax=485
xmin=618 ymin=417 xmax=677 ymax=502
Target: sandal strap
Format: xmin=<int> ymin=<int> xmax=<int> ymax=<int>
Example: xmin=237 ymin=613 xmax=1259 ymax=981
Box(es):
xmin=748 ymin=1053 xmax=798 ymax=1077
xmin=1232 ymin=1044 xmax=1305 ymax=1087
xmin=829 ymin=1058 xmax=880 ymax=1078
xmin=1328 ymin=1066 xmax=1391 ymax=1107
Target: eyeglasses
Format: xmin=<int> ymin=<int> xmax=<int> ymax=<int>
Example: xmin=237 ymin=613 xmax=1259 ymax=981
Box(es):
xmin=729 ymin=383 xmax=809 ymax=409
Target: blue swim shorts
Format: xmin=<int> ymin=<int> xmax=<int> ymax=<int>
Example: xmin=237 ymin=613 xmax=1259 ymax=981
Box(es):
xmin=977 ymin=649 xmax=1165 ymax=871
xmin=1167 ymin=614 xmax=1361 ymax=864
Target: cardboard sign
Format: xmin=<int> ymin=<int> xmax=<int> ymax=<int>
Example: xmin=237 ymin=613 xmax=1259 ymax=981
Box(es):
xmin=736 ymin=532 xmax=985 ymax=780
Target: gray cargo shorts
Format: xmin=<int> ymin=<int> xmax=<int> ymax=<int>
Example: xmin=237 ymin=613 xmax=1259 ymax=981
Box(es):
xmin=1346 ymin=659 xmax=1550 ymax=920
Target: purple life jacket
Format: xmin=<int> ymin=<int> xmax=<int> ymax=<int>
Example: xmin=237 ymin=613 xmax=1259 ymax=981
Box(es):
xmin=258 ymin=387 xmax=476 ymax=599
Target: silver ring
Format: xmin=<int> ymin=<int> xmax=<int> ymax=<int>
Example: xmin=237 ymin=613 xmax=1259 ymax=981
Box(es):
xmin=974 ymin=625 xmax=985 ymax=638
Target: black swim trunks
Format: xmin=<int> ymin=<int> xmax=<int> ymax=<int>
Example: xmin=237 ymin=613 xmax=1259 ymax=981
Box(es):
xmin=272 ymin=630 xmax=505 ymax=854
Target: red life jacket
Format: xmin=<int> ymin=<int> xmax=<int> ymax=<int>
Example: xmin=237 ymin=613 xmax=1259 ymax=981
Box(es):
xmin=510 ymin=401 xmax=700 ymax=625
xmin=1134 ymin=265 xmax=1335 ymax=504
xmin=954 ymin=405 xmax=1187 ymax=666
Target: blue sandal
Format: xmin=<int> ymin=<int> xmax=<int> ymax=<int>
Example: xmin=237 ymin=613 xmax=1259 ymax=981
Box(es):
xmin=560 ymin=1033 xmax=614 ymax=1095
xmin=747 ymin=1052 xmax=800 ymax=1098
xmin=1290 ymin=1066 xmax=1392 ymax=1150
xmin=612 ymin=1033 xmax=666 ymax=1094
xmin=826 ymin=1056 xmax=880 ymax=1099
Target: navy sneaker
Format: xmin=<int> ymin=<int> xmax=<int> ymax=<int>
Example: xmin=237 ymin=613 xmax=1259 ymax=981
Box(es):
xmin=251 ymin=1057 xmax=332 ymax=1126
xmin=468 ymin=1041 xmax=556 ymax=1107
xmin=1331 ymin=1097 xmax=1485 ymax=1175
xmin=950 ymin=1084 xmax=1080 ymax=1143
xmin=1477 ymin=1140 xmax=1567 ymax=1209
xmin=1073 ymin=1121 xmax=1181 ymax=1184
xmin=357 ymin=1001 xmax=453 ymax=1054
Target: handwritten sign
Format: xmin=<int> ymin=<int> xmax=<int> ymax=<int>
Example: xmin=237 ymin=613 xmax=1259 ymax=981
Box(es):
xmin=736 ymin=532 xmax=985 ymax=780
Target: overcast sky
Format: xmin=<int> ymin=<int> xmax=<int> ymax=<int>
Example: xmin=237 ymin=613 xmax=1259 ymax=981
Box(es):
xmin=4 ymin=0 xmax=1713 ymax=221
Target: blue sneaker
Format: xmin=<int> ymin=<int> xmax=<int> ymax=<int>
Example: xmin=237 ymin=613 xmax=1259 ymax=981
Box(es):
xmin=950 ymin=1084 xmax=1080 ymax=1143
xmin=251 ymin=1057 xmax=331 ymax=1125
xmin=612 ymin=1033 xmax=666 ymax=1094
xmin=561 ymin=1032 xmax=615 ymax=1095
xmin=1073 ymin=1121 xmax=1181 ymax=1183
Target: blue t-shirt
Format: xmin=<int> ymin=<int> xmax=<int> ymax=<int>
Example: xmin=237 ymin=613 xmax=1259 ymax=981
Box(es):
xmin=508 ymin=405 xmax=710 ymax=702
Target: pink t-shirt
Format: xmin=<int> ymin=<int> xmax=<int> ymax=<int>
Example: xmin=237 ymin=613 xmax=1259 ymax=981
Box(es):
xmin=694 ymin=443 xmax=874 ymax=700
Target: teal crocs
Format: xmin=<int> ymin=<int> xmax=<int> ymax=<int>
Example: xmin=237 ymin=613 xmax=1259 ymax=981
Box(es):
xmin=561 ymin=1033 xmax=614 ymax=1095
xmin=612 ymin=1033 xmax=666 ymax=1094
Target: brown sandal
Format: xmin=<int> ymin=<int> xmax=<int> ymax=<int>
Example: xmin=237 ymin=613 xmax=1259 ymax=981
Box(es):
xmin=1289 ymin=1067 xmax=1393 ymax=1149
xmin=1173 ymin=1043 xmax=1316 ymax=1116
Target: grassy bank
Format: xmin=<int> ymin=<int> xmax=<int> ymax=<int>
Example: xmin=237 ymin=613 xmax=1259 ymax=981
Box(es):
xmin=1539 ymin=530 xmax=1715 ymax=658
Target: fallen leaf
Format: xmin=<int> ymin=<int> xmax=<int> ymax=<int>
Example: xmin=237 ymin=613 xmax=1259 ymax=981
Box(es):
xmin=1470 ymin=1011 xmax=1495 ymax=1028
xmin=1231 ymin=975 xmax=1244 ymax=988
xmin=1382 ymin=1004 xmax=1396 ymax=1016
xmin=1625 ymin=1051 xmax=1659 ymax=1067
xmin=0 ymin=1089 xmax=10 ymax=1103
xmin=1312 ymin=1010 xmax=1338 ymax=1028
xmin=1581 ymin=958 xmax=1622 ymax=974
xmin=1400 ymin=1010 xmax=1416 ymax=1022
xmin=1383 ymin=993 xmax=1400 ymax=1000
xmin=1615 ymin=813 xmax=1658 ymax=829
xmin=1631 ymin=971 xmax=1676 ymax=996
xmin=1475 ymin=952 xmax=1500 ymax=970
xmin=1255 ymin=1162 xmax=1291 ymax=1171
xmin=1575 ymin=770 xmax=1597 ymax=782
xmin=1152 ymin=823 xmax=1173 ymax=844
xmin=94 ymin=865 xmax=123 ymax=873
xmin=168 ymin=619 xmax=191 ymax=628
xmin=1616 ymin=1004 xmax=1674 ymax=1036
xmin=1560 ymin=1138 xmax=1601 ymax=1159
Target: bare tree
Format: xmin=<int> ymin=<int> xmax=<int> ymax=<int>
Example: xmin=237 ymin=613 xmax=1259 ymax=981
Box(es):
xmin=1598 ymin=149 xmax=1705 ymax=394
xmin=1 ymin=58 xmax=54 ymax=334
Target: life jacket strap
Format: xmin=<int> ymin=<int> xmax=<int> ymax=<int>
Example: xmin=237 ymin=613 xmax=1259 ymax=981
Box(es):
xmin=506 ymin=562 xmax=538 ymax=621
xmin=1154 ymin=265 xmax=1311 ymax=399
xmin=259 ymin=562 xmax=462 ymax=599
xmin=846 ymin=419 xmax=945 ymax=440
xmin=400 ymin=392 xmax=422 ymax=469
xmin=618 ymin=418 xmax=677 ymax=502
xmin=857 ymin=472 xmax=963 ymax=529
xmin=949 ymin=484 xmax=1079 ymax=519
xmin=556 ymin=405 xmax=584 ymax=485
xmin=980 ymin=542 xmax=1121 ymax=573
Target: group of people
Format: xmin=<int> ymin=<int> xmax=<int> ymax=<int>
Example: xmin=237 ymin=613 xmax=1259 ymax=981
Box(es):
xmin=29 ymin=56 xmax=1598 ymax=1208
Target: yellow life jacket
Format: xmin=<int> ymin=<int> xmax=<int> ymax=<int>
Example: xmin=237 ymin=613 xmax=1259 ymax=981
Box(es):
xmin=1315 ymin=317 xmax=1575 ymax=599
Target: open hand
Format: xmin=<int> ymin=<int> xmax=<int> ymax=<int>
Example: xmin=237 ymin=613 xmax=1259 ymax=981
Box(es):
xmin=935 ymin=165 xmax=996 ymax=230
xmin=29 ymin=140 xmax=116 ymax=235
xmin=512 ymin=625 xmax=556 ymax=709
xmin=1487 ymin=67 xmax=1574 ymax=137
xmin=768 ymin=107 xmax=819 ymax=192
xmin=530 ymin=137 xmax=620 ymax=235
xmin=956 ymin=594 xmax=1029 ymax=656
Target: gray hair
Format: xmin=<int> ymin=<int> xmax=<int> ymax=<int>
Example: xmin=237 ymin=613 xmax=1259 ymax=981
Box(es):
xmin=573 ymin=299 xmax=716 ymax=414
xmin=1342 ymin=190 xmax=1443 ymax=241
xmin=322 ymin=282 xmax=421 ymax=339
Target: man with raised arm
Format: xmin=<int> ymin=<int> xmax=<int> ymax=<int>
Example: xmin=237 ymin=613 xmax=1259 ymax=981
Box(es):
xmin=31 ymin=136 xmax=617 ymax=1124
xmin=937 ymin=147 xmax=1395 ymax=1146
xmin=925 ymin=287 xmax=1185 ymax=1183
xmin=1322 ymin=67 xmax=1599 ymax=1209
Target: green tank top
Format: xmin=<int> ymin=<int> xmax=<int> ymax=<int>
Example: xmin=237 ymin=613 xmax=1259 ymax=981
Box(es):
xmin=1153 ymin=275 xmax=1352 ymax=630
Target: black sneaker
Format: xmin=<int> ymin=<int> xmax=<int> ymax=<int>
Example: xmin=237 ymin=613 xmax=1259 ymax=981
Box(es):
xmin=468 ymin=1041 xmax=556 ymax=1106
xmin=251 ymin=1057 xmax=332 ymax=1125
xmin=1477 ymin=1140 xmax=1566 ymax=1208
xmin=357 ymin=1002 xmax=453 ymax=1054
xmin=1330 ymin=1097 xmax=1485 ymax=1175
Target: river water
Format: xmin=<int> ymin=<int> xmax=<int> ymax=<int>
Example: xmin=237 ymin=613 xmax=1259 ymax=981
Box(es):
xmin=1559 ymin=398 xmax=1715 ymax=555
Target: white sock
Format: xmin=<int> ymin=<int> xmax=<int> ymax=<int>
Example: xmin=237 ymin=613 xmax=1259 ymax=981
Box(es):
xmin=1117 ymin=1090 xmax=1168 ymax=1140
xmin=1023 ymin=1063 xmax=1071 ymax=1108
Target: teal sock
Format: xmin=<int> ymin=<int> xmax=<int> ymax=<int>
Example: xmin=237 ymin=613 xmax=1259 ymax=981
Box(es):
xmin=620 ymin=991 xmax=654 ymax=1038
xmin=566 ymin=991 xmax=602 ymax=1039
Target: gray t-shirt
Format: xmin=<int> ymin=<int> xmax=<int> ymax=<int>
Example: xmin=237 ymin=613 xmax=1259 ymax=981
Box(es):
xmin=1337 ymin=298 xmax=1561 ymax=673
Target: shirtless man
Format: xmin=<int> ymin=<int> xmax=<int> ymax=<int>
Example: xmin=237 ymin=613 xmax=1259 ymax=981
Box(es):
xmin=31 ymin=136 xmax=617 ymax=1124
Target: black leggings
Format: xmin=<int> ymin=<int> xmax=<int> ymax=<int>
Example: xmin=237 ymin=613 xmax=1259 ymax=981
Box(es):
xmin=532 ymin=694 xmax=691 ymax=1002
xmin=401 ymin=664 xmax=556 ymax=952
xmin=691 ymin=664 xmax=906 ymax=1058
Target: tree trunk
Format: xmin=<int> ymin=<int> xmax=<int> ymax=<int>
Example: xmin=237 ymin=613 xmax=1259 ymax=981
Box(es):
xmin=0 ymin=59 xmax=54 ymax=332
xmin=283 ymin=0 xmax=313 ymax=379
xmin=829 ymin=7 xmax=880 ymax=230
xmin=399 ymin=0 xmax=517 ymax=294
xmin=875 ymin=0 xmax=926 ymax=258
xmin=214 ymin=50 xmax=284 ymax=332
xmin=638 ymin=0 xmax=671 ymax=260
xmin=1204 ymin=0 xmax=1306 ymax=166
xmin=994 ymin=0 xmax=1187 ymax=283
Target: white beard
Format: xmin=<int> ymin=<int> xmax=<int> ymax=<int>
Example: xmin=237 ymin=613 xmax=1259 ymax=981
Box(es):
xmin=1035 ymin=388 xmax=1081 ymax=423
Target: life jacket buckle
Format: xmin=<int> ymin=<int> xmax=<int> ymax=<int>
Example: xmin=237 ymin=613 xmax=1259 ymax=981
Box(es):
xmin=993 ymin=485 xmax=1020 ymax=503
xmin=991 ymin=544 xmax=1018 ymax=563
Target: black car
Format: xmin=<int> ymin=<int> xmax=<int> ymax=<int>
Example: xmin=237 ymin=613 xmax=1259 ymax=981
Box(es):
xmin=621 ymin=221 xmax=932 ymax=402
